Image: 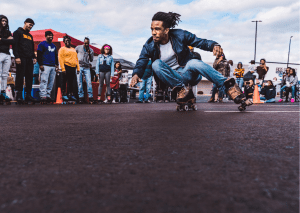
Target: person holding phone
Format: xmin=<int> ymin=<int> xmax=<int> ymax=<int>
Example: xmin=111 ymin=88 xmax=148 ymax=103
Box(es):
xmin=260 ymin=80 xmax=276 ymax=103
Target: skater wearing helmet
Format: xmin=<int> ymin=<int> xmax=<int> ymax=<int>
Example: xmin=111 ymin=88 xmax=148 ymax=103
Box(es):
xmin=0 ymin=15 xmax=15 ymax=104
xmin=130 ymin=11 xmax=252 ymax=111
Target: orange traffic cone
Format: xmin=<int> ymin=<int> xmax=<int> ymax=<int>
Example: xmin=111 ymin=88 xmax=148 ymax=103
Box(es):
xmin=55 ymin=87 xmax=63 ymax=104
xmin=253 ymin=84 xmax=264 ymax=104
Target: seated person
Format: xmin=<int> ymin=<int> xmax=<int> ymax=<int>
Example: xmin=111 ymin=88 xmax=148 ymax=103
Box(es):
xmin=244 ymin=79 xmax=254 ymax=99
xmin=279 ymin=68 xmax=298 ymax=102
xmin=260 ymin=80 xmax=276 ymax=103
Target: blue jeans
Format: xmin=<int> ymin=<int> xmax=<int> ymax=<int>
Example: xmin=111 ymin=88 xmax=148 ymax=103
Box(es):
xmin=280 ymin=85 xmax=295 ymax=98
xmin=39 ymin=65 xmax=56 ymax=98
xmin=260 ymin=97 xmax=275 ymax=103
xmin=139 ymin=76 xmax=152 ymax=101
xmin=77 ymin=67 xmax=92 ymax=98
xmin=236 ymin=78 xmax=244 ymax=89
xmin=211 ymin=83 xmax=224 ymax=99
xmin=152 ymin=59 xmax=227 ymax=89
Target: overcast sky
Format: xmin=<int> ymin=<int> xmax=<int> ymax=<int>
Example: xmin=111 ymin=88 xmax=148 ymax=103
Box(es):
xmin=1 ymin=0 xmax=299 ymax=78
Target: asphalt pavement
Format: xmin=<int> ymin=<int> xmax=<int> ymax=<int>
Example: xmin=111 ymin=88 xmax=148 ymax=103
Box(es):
xmin=0 ymin=99 xmax=299 ymax=213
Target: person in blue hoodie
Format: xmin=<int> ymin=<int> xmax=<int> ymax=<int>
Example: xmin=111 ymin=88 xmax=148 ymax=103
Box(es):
xmin=37 ymin=30 xmax=58 ymax=102
xmin=130 ymin=12 xmax=252 ymax=108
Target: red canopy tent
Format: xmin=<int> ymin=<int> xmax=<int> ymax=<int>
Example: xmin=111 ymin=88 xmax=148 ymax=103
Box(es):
xmin=30 ymin=29 xmax=101 ymax=55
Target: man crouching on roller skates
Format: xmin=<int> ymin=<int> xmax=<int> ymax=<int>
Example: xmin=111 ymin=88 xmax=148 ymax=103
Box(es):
xmin=130 ymin=11 xmax=252 ymax=111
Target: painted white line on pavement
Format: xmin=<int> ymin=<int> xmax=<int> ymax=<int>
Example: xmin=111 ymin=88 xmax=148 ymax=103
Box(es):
xmin=204 ymin=111 xmax=299 ymax=113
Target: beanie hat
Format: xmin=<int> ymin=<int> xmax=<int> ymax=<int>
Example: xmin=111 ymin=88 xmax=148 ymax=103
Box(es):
xmin=45 ymin=31 xmax=53 ymax=37
xmin=24 ymin=18 xmax=35 ymax=25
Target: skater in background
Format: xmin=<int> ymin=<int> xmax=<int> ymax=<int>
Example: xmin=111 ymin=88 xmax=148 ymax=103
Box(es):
xmin=234 ymin=62 xmax=244 ymax=89
xmin=75 ymin=37 xmax=94 ymax=104
xmin=208 ymin=53 xmax=230 ymax=103
xmin=0 ymin=15 xmax=15 ymax=103
xmin=96 ymin=44 xmax=114 ymax=103
xmin=136 ymin=59 xmax=153 ymax=103
xmin=13 ymin=18 xmax=37 ymax=103
xmin=58 ymin=35 xmax=80 ymax=102
xmin=111 ymin=61 xmax=122 ymax=103
xmin=37 ymin=31 xmax=58 ymax=102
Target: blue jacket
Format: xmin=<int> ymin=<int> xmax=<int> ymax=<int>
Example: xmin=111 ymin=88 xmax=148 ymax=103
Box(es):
xmin=261 ymin=86 xmax=276 ymax=100
xmin=95 ymin=54 xmax=114 ymax=76
xmin=133 ymin=29 xmax=218 ymax=78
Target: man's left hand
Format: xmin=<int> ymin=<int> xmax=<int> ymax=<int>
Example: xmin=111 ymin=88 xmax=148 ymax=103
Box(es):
xmin=213 ymin=45 xmax=223 ymax=57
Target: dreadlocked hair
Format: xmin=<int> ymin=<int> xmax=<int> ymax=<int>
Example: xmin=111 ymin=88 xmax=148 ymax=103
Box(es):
xmin=152 ymin=12 xmax=181 ymax=29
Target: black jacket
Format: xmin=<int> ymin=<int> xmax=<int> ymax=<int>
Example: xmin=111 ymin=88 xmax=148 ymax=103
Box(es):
xmin=261 ymin=86 xmax=276 ymax=100
xmin=12 ymin=27 xmax=35 ymax=59
xmin=0 ymin=15 xmax=15 ymax=55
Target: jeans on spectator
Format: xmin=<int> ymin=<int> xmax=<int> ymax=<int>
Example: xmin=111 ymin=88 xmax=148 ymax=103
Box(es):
xmin=40 ymin=66 xmax=56 ymax=98
xmin=139 ymin=76 xmax=152 ymax=102
xmin=260 ymin=97 xmax=275 ymax=103
xmin=152 ymin=59 xmax=226 ymax=89
xmin=211 ymin=83 xmax=224 ymax=100
xmin=77 ymin=67 xmax=93 ymax=99
xmin=0 ymin=53 xmax=11 ymax=92
xmin=236 ymin=77 xmax=244 ymax=89
xmin=282 ymin=85 xmax=296 ymax=99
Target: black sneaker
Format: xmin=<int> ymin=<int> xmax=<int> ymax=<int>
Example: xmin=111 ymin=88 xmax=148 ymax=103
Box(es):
xmin=135 ymin=100 xmax=143 ymax=103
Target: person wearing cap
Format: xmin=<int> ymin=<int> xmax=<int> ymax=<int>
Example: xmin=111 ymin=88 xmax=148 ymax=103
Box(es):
xmin=95 ymin=44 xmax=114 ymax=103
xmin=37 ymin=30 xmax=58 ymax=102
xmin=233 ymin=62 xmax=244 ymax=89
xmin=0 ymin=15 xmax=15 ymax=103
xmin=75 ymin=37 xmax=94 ymax=103
xmin=12 ymin=18 xmax=37 ymax=103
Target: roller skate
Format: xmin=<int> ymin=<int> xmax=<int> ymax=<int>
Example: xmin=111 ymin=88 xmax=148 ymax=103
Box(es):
xmin=62 ymin=95 xmax=69 ymax=104
xmin=24 ymin=95 xmax=38 ymax=105
xmin=224 ymin=78 xmax=253 ymax=111
xmin=174 ymin=86 xmax=197 ymax=111
xmin=88 ymin=97 xmax=95 ymax=104
xmin=67 ymin=95 xmax=77 ymax=104
xmin=40 ymin=97 xmax=48 ymax=105
xmin=47 ymin=97 xmax=55 ymax=104
xmin=16 ymin=92 xmax=24 ymax=105
xmin=0 ymin=91 xmax=12 ymax=105
xmin=78 ymin=97 xmax=84 ymax=104
xmin=103 ymin=96 xmax=112 ymax=104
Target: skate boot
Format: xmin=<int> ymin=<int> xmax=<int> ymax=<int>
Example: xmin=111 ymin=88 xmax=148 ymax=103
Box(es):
xmin=224 ymin=78 xmax=253 ymax=111
xmin=16 ymin=92 xmax=24 ymax=105
xmin=78 ymin=97 xmax=84 ymax=104
xmin=1 ymin=90 xmax=11 ymax=105
xmin=68 ymin=95 xmax=77 ymax=104
xmin=62 ymin=95 xmax=69 ymax=104
xmin=208 ymin=97 xmax=215 ymax=103
xmin=174 ymin=86 xmax=197 ymax=111
xmin=88 ymin=97 xmax=94 ymax=104
xmin=46 ymin=97 xmax=55 ymax=104
xmin=25 ymin=95 xmax=37 ymax=105
xmin=104 ymin=96 xmax=112 ymax=104
xmin=40 ymin=97 xmax=48 ymax=105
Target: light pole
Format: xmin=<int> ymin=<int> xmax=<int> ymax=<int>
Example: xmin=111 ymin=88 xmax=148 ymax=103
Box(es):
xmin=252 ymin=20 xmax=262 ymax=62
xmin=287 ymin=36 xmax=293 ymax=68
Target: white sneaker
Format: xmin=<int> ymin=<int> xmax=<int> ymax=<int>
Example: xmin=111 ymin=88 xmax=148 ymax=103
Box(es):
xmin=112 ymin=100 xmax=116 ymax=103
xmin=103 ymin=99 xmax=108 ymax=103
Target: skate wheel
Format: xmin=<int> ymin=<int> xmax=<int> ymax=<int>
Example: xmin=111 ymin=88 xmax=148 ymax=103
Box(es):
xmin=184 ymin=105 xmax=188 ymax=111
xmin=238 ymin=106 xmax=245 ymax=111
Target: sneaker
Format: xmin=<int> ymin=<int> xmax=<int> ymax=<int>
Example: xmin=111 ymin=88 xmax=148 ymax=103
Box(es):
xmin=112 ymin=99 xmax=116 ymax=103
xmin=144 ymin=100 xmax=151 ymax=103
xmin=2 ymin=92 xmax=11 ymax=101
xmin=208 ymin=97 xmax=215 ymax=103
xmin=291 ymin=98 xmax=295 ymax=103
xmin=218 ymin=98 xmax=223 ymax=103
xmin=278 ymin=99 xmax=283 ymax=102
xmin=135 ymin=100 xmax=143 ymax=103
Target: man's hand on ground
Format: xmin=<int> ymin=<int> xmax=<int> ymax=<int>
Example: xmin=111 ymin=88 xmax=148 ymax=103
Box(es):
xmin=130 ymin=74 xmax=139 ymax=87
xmin=213 ymin=45 xmax=223 ymax=57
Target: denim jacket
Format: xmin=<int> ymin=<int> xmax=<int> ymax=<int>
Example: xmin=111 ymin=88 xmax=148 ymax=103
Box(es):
xmin=96 ymin=54 xmax=114 ymax=76
xmin=132 ymin=29 xmax=218 ymax=78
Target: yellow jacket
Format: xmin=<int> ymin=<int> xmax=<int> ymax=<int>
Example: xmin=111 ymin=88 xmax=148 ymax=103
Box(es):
xmin=58 ymin=46 xmax=80 ymax=72
xmin=234 ymin=68 xmax=244 ymax=78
